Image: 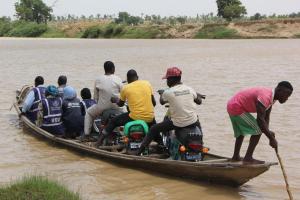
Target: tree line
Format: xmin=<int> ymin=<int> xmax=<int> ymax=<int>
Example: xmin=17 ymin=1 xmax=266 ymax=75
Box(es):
xmin=3 ymin=0 xmax=298 ymax=25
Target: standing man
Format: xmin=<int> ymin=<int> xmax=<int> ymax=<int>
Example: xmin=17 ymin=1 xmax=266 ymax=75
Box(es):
xmin=227 ymin=81 xmax=293 ymax=164
xmin=21 ymin=76 xmax=46 ymax=122
xmin=137 ymin=67 xmax=205 ymax=155
xmin=84 ymin=61 xmax=124 ymax=137
xmin=96 ymin=69 xmax=157 ymax=146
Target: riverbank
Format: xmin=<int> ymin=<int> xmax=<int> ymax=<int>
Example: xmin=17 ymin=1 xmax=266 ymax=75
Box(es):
xmin=1 ymin=18 xmax=300 ymax=39
xmin=0 ymin=176 xmax=81 ymax=200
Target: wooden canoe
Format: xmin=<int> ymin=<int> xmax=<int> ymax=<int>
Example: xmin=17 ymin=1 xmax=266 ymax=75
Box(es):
xmin=13 ymin=102 xmax=277 ymax=187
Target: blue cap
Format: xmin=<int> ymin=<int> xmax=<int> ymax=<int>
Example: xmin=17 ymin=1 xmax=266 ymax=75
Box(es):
xmin=46 ymin=85 xmax=58 ymax=96
xmin=63 ymin=86 xmax=77 ymax=100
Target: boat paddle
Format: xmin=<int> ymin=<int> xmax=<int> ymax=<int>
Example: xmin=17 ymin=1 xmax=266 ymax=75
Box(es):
xmin=275 ymin=149 xmax=293 ymax=200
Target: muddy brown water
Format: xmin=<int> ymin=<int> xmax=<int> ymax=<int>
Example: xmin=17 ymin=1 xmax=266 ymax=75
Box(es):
xmin=0 ymin=38 xmax=299 ymax=200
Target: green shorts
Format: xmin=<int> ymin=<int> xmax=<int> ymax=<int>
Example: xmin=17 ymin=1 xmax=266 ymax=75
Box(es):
xmin=229 ymin=113 xmax=262 ymax=138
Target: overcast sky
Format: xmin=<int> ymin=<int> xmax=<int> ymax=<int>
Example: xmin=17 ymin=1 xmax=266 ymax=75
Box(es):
xmin=1 ymin=0 xmax=299 ymax=18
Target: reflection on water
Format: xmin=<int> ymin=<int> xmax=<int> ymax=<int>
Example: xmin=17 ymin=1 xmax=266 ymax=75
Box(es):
xmin=0 ymin=38 xmax=299 ymax=200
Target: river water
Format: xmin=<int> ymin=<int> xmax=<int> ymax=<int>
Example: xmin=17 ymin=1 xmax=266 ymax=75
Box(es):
xmin=0 ymin=38 xmax=299 ymax=200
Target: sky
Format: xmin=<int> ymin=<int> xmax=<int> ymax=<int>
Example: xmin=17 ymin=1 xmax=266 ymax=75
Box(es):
xmin=0 ymin=0 xmax=299 ymax=18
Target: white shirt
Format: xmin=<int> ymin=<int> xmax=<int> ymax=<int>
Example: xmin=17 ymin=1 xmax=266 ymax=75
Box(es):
xmin=94 ymin=74 xmax=123 ymax=110
xmin=162 ymin=84 xmax=198 ymax=127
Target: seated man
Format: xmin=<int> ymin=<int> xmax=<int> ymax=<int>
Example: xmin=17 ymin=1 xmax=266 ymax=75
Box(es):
xmin=21 ymin=76 xmax=46 ymax=122
xmin=37 ymin=85 xmax=64 ymax=136
xmin=84 ymin=61 xmax=124 ymax=137
xmin=80 ymin=88 xmax=96 ymax=116
xmin=57 ymin=75 xmax=67 ymax=98
xmin=227 ymin=81 xmax=293 ymax=164
xmin=96 ymin=69 xmax=158 ymax=146
xmin=137 ymin=67 xmax=205 ymax=155
xmin=62 ymin=86 xmax=84 ymax=138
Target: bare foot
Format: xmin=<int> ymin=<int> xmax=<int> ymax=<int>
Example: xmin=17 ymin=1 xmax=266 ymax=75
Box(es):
xmin=231 ymin=156 xmax=243 ymax=162
xmin=243 ymin=158 xmax=265 ymax=165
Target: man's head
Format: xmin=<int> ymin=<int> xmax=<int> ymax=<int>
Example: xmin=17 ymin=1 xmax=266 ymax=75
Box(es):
xmin=104 ymin=61 xmax=115 ymax=74
xmin=34 ymin=76 xmax=44 ymax=87
xmin=46 ymin=85 xmax=58 ymax=97
xmin=63 ymin=86 xmax=77 ymax=100
xmin=81 ymin=88 xmax=92 ymax=100
xmin=162 ymin=67 xmax=182 ymax=87
xmin=274 ymin=81 xmax=293 ymax=104
xmin=127 ymin=69 xmax=138 ymax=83
xmin=58 ymin=75 xmax=67 ymax=86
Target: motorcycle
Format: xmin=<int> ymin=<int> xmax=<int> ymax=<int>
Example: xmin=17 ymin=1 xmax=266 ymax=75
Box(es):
xmin=157 ymin=89 xmax=209 ymax=162
xmin=93 ymin=110 xmax=149 ymax=154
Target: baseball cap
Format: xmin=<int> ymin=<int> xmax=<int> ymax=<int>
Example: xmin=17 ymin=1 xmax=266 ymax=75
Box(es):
xmin=162 ymin=67 xmax=182 ymax=79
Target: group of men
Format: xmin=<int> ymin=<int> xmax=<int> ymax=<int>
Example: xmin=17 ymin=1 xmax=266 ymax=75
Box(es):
xmin=21 ymin=60 xmax=293 ymax=164
xmin=21 ymin=75 xmax=94 ymax=138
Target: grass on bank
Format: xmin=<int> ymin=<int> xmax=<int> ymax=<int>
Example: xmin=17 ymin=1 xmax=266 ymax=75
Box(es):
xmin=40 ymin=26 xmax=66 ymax=38
xmin=195 ymin=24 xmax=240 ymax=39
xmin=81 ymin=23 xmax=165 ymax=39
xmin=294 ymin=33 xmax=300 ymax=38
xmin=0 ymin=176 xmax=81 ymax=200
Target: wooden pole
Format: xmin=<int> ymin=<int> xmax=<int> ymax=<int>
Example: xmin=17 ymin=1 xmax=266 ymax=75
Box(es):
xmin=276 ymin=150 xmax=293 ymax=200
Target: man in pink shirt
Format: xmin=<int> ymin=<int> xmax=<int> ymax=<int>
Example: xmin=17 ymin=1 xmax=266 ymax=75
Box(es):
xmin=227 ymin=81 xmax=293 ymax=164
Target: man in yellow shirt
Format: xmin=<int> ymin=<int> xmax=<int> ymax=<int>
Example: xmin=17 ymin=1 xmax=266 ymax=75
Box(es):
xmin=95 ymin=69 xmax=157 ymax=146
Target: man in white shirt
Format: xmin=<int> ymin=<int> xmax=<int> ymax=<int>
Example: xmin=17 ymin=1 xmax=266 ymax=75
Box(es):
xmin=137 ymin=67 xmax=205 ymax=155
xmin=84 ymin=61 xmax=123 ymax=137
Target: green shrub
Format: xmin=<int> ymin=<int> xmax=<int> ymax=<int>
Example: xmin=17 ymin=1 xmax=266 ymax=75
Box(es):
xmin=0 ymin=176 xmax=81 ymax=200
xmin=195 ymin=24 xmax=240 ymax=39
xmin=0 ymin=18 xmax=12 ymax=36
xmin=294 ymin=33 xmax=300 ymax=38
xmin=103 ymin=24 xmax=114 ymax=38
xmin=8 ymin=21 xmax=47 ymax=37
xmin=81 ymin=25 xmax=102 ymax=38
xmin=113 ymin=25 xmax=124 ymax=36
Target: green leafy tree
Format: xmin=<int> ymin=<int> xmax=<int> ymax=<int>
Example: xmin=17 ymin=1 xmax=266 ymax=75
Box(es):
xmin=15 ymin=0 xmax=52 ymax=24
xmin=115 ymin=12 xmax=142 ymax=25
xmin=216 ymin=0 xmax=247 ymax=21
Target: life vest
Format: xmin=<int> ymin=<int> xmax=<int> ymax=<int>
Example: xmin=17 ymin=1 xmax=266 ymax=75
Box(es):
xmin=62 ymin=98 xmax=84 ymax=134
xmin=41 ymin=97 xmax=64 ymax=135
xmin=26 ymin=86 xmax=46 ymax=122
xmin=80 ymin=99 xmax=96 ymax=115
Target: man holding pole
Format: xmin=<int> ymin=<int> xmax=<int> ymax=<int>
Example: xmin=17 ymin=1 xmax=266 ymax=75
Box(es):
xmin=227 ymin=81 xmax=293 ymax=164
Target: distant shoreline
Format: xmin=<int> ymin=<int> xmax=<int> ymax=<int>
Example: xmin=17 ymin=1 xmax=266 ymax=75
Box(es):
xmin=1 ymin=18 xmax=300 ymax=39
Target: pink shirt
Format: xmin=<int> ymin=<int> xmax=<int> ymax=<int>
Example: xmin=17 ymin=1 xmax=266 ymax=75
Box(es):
xmin=227 ymin=87 xmax=274 ymax=116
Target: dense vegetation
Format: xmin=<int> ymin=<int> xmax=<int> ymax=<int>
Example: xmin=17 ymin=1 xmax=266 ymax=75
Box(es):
xmin=0 ymin=176 xmax=81 ymax=200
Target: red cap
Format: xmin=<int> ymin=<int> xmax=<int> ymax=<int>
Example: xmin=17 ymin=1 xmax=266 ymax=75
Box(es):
xmin=162 ymin=67 xmax=182 ymax=79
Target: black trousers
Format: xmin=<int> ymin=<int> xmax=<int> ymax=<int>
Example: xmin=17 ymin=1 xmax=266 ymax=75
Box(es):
xmin=141 ymin=118 xmax=201 ymax=148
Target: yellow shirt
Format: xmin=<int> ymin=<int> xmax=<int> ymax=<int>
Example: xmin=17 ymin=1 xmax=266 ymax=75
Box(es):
xmin=120 ymin=80 xmax=154 ymax=122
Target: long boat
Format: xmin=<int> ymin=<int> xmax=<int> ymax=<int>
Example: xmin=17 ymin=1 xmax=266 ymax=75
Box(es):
xmin=13 ymin=88 xmax=277 ymax=187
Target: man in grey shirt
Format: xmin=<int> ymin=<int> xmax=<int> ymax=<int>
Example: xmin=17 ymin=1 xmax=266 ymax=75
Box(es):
xmin=84 ymin=61 xmax=123 ymax=136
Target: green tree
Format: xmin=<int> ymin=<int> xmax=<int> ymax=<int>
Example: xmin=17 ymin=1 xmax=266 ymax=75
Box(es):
xmin=15 ymin=0 xmax=52 ymax=24
xmin=216 ymin=0 xmax=247 ymax=21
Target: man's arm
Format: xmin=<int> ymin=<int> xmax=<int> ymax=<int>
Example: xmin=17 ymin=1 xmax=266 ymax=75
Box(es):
xmin=36 ymin=102 xmax=43 ymax=127
xmin=111 ymin=97 xmax=125 ymax=107
xmin=256 ymin=101 xmax=277 ymax=150
xmin=21 ymin=90 xmax=35 ymax=113
xmin=151 ymin=95 xmax=156 ymax=107
xmin=265 ymin=106 xmax=272 ymax=129
xmin=194 ymin=93 xmax=206 ymax=105
xmin=93 ymin=81 xmax=99 ymax=103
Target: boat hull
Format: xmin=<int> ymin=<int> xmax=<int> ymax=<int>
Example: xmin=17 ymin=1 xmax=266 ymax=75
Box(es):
xmin=14 ymin=103 xmax=276 ymax=187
